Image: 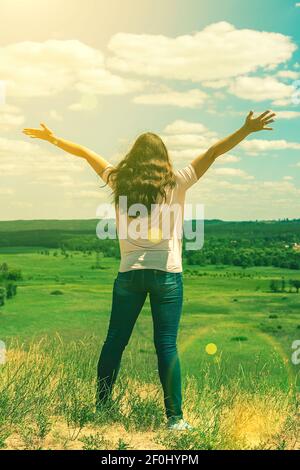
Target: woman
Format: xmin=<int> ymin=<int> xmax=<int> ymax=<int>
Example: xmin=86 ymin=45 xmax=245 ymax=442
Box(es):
xmin=23 ymin=109 xmax=275 ymax=430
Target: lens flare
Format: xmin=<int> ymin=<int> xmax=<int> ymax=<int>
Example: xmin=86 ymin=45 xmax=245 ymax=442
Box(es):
xmin=205 ymin=343 xmax=218 ymax=355
xmin=148 ymin=227 xmax=163 ymax=243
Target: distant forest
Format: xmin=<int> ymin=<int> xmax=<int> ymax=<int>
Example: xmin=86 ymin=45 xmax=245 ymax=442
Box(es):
xmin=0 ymin=218 xmax=300 ymax=270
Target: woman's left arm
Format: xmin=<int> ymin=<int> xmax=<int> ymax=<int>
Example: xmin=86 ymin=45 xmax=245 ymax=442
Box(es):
xmin=22 ymin=123 xmax=112 ymax=177
xmin=190 ymin=110 xmax=276 ymax=180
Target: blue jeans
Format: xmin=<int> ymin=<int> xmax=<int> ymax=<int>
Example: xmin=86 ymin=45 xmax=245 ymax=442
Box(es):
xmin=97 ymin=269 xmax=184 ymax=420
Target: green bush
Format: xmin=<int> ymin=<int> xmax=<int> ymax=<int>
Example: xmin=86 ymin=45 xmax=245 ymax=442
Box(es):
xmin=230 ymin=336 xmax=248 ymax=342
xmin=6 ymin=283 xmax=17 ymax=299
xmin=0 ymin=287 xmax=6 ymax=307
xmin=50 ymin=290 xmax=64 ymax=296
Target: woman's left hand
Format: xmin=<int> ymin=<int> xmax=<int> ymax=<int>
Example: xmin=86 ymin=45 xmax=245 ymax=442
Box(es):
xmin=243 ymin=110 xmax=276 ymax=133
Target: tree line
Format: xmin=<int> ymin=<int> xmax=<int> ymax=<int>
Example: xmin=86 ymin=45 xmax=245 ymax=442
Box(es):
xmin=0 ymin=218 xmax=299 ymax=271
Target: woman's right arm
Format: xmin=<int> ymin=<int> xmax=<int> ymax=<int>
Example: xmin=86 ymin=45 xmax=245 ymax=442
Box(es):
xmin=22 ymin=123 xmax=113 ymax=178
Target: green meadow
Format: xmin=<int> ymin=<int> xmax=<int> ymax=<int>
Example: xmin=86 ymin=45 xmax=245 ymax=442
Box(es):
xmin=0 ymin=248 xmax=299 ymax=449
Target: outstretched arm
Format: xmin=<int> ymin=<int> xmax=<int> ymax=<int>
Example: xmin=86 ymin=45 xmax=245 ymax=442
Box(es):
xmin=22 ymin=123 xmax=112 ymax=178
xmin=191 ymin=110 xmax=276 ymax=180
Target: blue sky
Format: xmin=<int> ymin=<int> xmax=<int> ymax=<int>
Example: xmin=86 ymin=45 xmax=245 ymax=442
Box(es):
xmin=0 ymin=0 xmax=300 ymax=220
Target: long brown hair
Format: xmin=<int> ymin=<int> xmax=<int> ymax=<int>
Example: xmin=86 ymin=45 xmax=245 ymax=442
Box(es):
xmin=107 ymin=132 xmax=176 ymax=214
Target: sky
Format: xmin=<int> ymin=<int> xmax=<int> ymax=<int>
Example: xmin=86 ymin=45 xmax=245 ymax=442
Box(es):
xmin=0 ymin=0 xmax=300 ymax=221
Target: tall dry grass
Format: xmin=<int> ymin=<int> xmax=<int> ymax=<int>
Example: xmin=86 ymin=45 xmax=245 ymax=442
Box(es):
xmin=0 ymin=337 xmax=298 ymax=450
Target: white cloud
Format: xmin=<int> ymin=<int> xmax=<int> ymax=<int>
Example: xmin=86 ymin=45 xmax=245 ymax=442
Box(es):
xmin=0 ymin=104 xmax=24 ymax=131
xmin=164 ymin=120 xmax=212 ymax=135
xmin=31 ymin=174 xmax=75 ymax=186
xmin=202 ymin=80 xmax=229 ymax=89
xmin=69 ymin=190 xmax=104 ymax=199
xmin=0 ymin=136 xmax=42 ymax=158
xmin=69 ymin=94 xmax=99 ymax=111
xmin=218 ymin=181 xmax=252 ymax=191
xmin=0 ymin=40 xmax=145 ymax=99
xmin=276 ymin=70 xmax=299 ymax=79
xmin=218 ymin=154 xmax=240 ymax=163
xmin=107 ymin=22 xmax=296 ymax=82
xmin=212 ymin=167 xmax=253 ymax=179
xmin=49 ymin=110 xmax=63 ymax=122
xmin=76 ymin=67 xmax=144 ymax=95
xmin=168 ymin=149 xmax=201 ymax=161
xmin=0 ymin=137 xmax=86 ymax=178
xmin=241 ymin=139 xmax=300 ymax=154
xmin=162 ymin=133 xmax=215 ymax=151
xmin=229 ymin=76 xmax=294 ymax=105
xmin=275 ymin=111 xmax=300 ymax=119
xmin=0 ymin=188 xmax=14 ymax=196
xmin=262 ymin=180 xmax=299 ymax=193
xmin=133 ymin=88 xmax=207 ymax=108
xmin=0 ymin=80 xmax=6 ymax=105
xmin=186 ymin=172 xmax=300 ymax=220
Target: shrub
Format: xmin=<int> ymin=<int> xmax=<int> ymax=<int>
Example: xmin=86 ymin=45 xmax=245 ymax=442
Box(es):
xmin=5 ymin=269 xmax=22 ymax=281
xmin=0 ymin=287 xmax=6 ymax=307
xmin=80 ymin=432 xmax=111 ymax=450
xmin=289 ymin=280 xmax=300 ymax=293
xmin=50 ymin=290 xmax=64 ymax=296
xmin=270 ymin=280 xmax=280 ymax=293
xmin=6 ymin=283 xmax=17 ymax=299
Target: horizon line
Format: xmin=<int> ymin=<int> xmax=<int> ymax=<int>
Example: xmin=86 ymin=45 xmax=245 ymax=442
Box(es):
xmin=0 ymin=217 xmax=299 ymax=224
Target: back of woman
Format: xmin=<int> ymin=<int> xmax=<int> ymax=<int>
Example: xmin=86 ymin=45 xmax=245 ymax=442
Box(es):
xmin=102 ymin=132 xmax=198 ymax=273
xmin=23 ymin=109 xmax=276 ymax=430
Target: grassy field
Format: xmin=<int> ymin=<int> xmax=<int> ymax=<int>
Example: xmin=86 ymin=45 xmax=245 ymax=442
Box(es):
xmin=0 ymin=249 xmax=299 ymax=449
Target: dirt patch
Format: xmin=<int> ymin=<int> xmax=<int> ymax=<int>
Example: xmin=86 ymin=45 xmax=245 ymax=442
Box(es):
xmin=5 ymin=419 xmax=166 ymax=451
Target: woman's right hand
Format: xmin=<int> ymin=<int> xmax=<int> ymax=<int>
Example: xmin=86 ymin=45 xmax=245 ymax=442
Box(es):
xmin=22 ymin=123 xmax=112 ymax=176
xmin=22 ymin=123 xmax=55 ymax=142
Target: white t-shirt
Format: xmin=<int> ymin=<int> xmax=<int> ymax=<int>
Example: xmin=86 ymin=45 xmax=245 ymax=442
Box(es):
xmin=101 ymin=163 xmax=198 ymax=273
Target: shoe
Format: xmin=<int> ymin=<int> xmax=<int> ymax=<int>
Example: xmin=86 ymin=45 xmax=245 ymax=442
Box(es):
xmin=167 ymin=417 xmax=194 ymax=431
